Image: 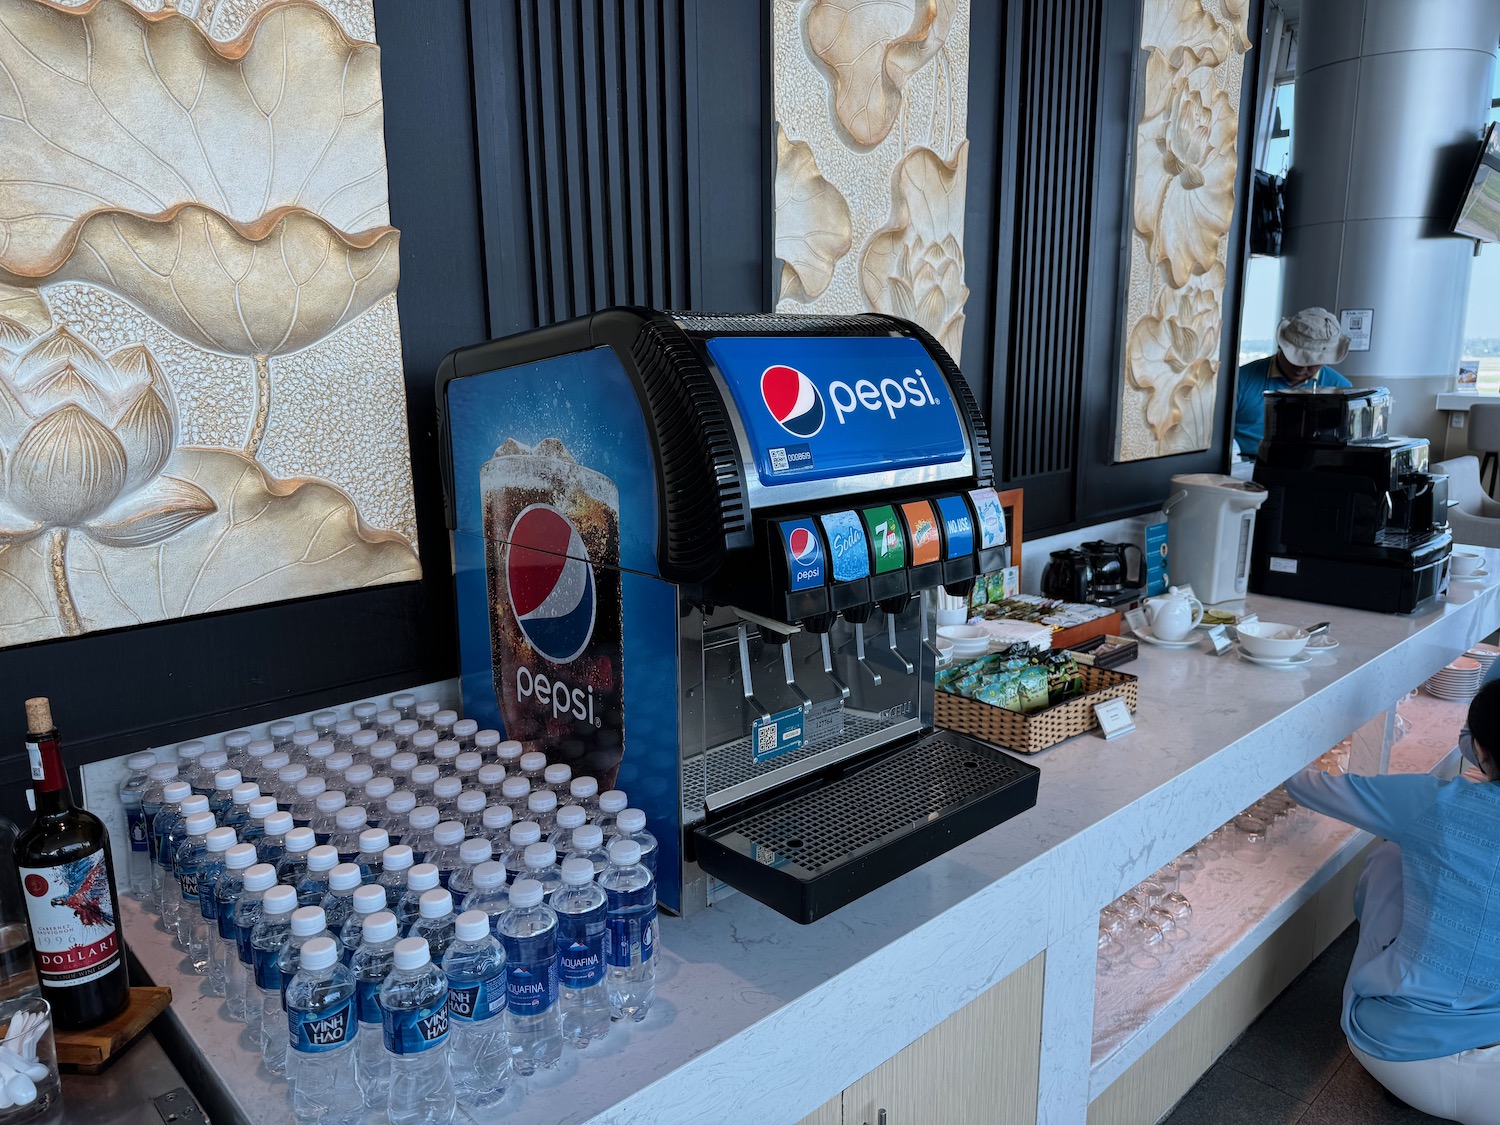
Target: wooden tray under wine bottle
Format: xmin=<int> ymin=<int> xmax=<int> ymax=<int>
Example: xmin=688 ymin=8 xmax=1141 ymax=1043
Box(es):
xmin=53 ymin=986 xmax=171 ymax=1074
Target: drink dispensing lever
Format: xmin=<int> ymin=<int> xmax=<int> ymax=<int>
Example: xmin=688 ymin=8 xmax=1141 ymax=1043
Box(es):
xmin=879 ymin=596 xmax=914 ymax=674
xmin=842 ymin=605 xmax=882 ymax=686
xmin=813 ymin=624 xmax=851 ymax=701
xmin=780 ymin=641 xmax=814 ymax=713
xmin=735 ymin=621 xmax=774 ymax=720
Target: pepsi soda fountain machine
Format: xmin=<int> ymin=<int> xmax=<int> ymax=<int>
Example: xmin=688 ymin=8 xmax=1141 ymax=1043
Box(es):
xmin=437 ymin=309 xmax=1039 ymax=923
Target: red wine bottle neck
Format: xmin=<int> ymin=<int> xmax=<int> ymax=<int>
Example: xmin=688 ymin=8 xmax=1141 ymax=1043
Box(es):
xmin=26 ymin=731 xmax=74 ymax=814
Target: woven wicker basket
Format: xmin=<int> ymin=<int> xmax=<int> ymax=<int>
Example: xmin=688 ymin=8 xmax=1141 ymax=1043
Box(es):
xmin=935 ymin=664 xmax=1139 ymax=755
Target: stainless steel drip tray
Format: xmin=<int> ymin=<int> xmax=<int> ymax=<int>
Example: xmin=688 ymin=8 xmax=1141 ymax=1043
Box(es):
xmin=691 ymin=730 xmax=1040 ymax=924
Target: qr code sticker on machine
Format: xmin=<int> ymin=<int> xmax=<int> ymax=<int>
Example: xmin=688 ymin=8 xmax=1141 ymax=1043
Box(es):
xmin=751 ymin=707 xmax=806 ymax=764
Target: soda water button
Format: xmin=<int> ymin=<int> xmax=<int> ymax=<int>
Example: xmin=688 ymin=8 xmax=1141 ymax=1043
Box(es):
xmin=818 ymin=511 xmax=870 ymax=582
xmin=899 ymin=501 xmax=941 ymax=566
xmin=777 ymin=520 xmax=825 ymax=590
xmin=860 ymin=506 xmax=906 ymax=573
xmin=934 ymin=495 xmax=975 ymax=558
xmin=967 ymin=487 xmax=1007 ymax=549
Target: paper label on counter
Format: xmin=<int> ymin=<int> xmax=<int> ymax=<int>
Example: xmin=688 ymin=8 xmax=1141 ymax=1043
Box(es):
xmin=1094 ymin=698 xmax=1136 ymax=739
xmin=1269 ymin=557 xmax=1299 ymax=574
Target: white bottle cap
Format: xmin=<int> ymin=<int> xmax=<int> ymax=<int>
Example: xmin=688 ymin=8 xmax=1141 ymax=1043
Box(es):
xmin=365 ymin=777 xmax=395 ymax=800
xmin=178 ymin=741 xmax=207 ymax=760
xmin=248 ymin=796 xmax=278 ymax=820
xmin=299 ymin=935 xmax=338 ymax=971
xmin=307 ymin=740 xmax=334 ymax=761
xmin=415 ymin=700 xmax=441 ymax=720
xmin=344 ymin=764 xmax=374 ymax=787
xmin=408 ymin=806 xmax=440 ymax=830
xmin=382 ymin=845 xmax=414 ymax=872
xmin=434 ymin=741 xmax=460 ymax=761
xmin=475 ymin=730 xmax=501 ymax=749
xmin=329 ymin=864 xmax=362 ymax=892
xmin=306 ymin=845 xmax=339 ymax=872
xmin=385 ymin=790 xmax=417 ymax=815
xmin=263 ymin=884 xmax=298 ymax=914
xmin=527 ymin=791 xmax=558 ymax=815
xmin=434 ymin=709 xmax=458 ymax=728
xmin=127 ymin=752 xmax=157 ymax=770
xmin=335 ymin=719 xmax=361 ymax=738
xmin=455 ymin=753 xmax=483 ymax=775
xmin=335 ymin=806 xmax=367 ymax=830
xmin=296 ymin=777 xmax=326 ymax=799
xmin=393 ymin=720 xmax=420 ymax=740
xmin=508 ymin=879 xmax=544 ymax=908
xmin=325 ymin=752 xmax=354 ymax=774
xmin=391 ymin=693 xmax=416 ymax=710
xmin=390 ymin=752 xmax=419 ymax=774
xmin=524 ymin=842 xmax=557 ymax=870
xmin=285 ymin=827 xmax=316 ymax=854
xmin=243 ymin=864 xmax=278 ymax=892
xmin=206 ymin=826 xmax=237 ymax=852
xmin=454 ymin=910 xmax=489 ymax=942
xmin=312 ymin=711 xmax=338 ymax=728
xmin=200 ymin=750 xmax=228 ymax=770
xmin=572 ymin=824 xmax=603 ymax=850
xmin=408 ymin=863 xmax=440 ymax=892
xmin=291 ymin=905 xmax=327 ymax=936
xmin=543 ymin=764 xmax=572 ymax=786
xmin=598 ymin=790 xmax=628 ymax=814
xmin=292 ymin=730 xmax=319 ymax=749
xmin=555 ymin=805 xmax=586 ymax=831
xmin=453 ymin=719 xmax=478 ymax=739
xmin=519 ymin=752 xmax=547 ymax=773
xmin=223 ymin=733 xmax=251 ymax=754
xmin=163 ymin=780 xmax=192 ymax=802
xmin=561 ymin=857 xmax=594 ymax=885
xmin=180 ymin=795 xmax=210 ymax=816
xmin=213 ymin=769 xmax=241 ymax=792
xmin=364 ymin=912 xmax=399 ymax=943
xmin=457 ymin=790 xmax=486 ymax=814
xmin=496 ymin=740 xmax=523 ymax=762
xmin=226 ymin=843 xmax=257 ymax=869
xmin=149 ymin=763 xmax=179 ymax=781
xmin=471 ymin=861 xmax=506 ymax=890
xmin=477 ymin=763 xmax=506 ymax=788
xmin=459 ymin=838 xmax=491 ymax=864
xmin=501 ymin=777 xmax=530 ymax=801
xmin=616 ymin=809 xmax=647 ymax=834
xmin=376 ymin=709 xmax=401 ymax=728
xmin=269 ymin=720 xmax=297 ymax=739
xmin=393 ymin=936 xmax=430 ymax=970
xmin=248 ymin=739 xmax=274 ymax=758
xmin=231 ymin=783 xmax=260 ymax=805
xmin=419 ymin=888 xmax=453 ymax=919
xmin=263 ymin=753 xmax=290 ymax=772
xmin=264 ymin=811 xmax=294 ymax=836
xmin=351 ymin=730 xmax=378 ymax=750
xmin=412 ymin=730 xmax=439 ymax=751
xmin=353 ymin=702 xmax=378 ymax=722
xmin=279 ymin=764 xmax=307 ymax=785
xmin=359 ymin=828 xmax=390 ymax=854
xmin=433 ymin=820 xmax=465 ymax=846
xmin=411 ymin=764 xmax=440 ymax=787
xmin=370 ymin=740 xmax=397 ymax=762
xmin=314 ymin=791 xmax=345 ymax=814
xmin=608 ymin=839 xmax=642 ymax=866
xmin=433 ymin=778 xmax=462 ymax=801
xmin=510 ymin=821 xmax=542 ymax=847
xmin=352 ymin=885 xmax=386 ymax=914
xmin=482 ymin=805 xmax=514 ymax=831
xmin=569 ymin=776 xmax=599 ymax=800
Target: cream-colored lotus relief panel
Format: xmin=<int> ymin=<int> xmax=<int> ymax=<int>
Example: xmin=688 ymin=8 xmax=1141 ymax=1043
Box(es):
xmin=1117 ymin=0 xmax=1248 ymax=461
xmin=0 ymin=0 xmax=418 ymax=648
xmin=773 ymin=0 xmax=970 ymax=360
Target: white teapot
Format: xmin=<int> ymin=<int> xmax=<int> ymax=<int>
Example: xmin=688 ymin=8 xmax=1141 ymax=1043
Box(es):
xmin=1144 ymin=586 xmax=1203 ymax=642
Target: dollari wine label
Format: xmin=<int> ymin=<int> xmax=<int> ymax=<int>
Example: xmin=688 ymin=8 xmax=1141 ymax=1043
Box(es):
xmin=289 ymin=999 xmax=355 ymax=1053
xmin=382 ymin=999 xmax=450 ymax=1054
xmin=19 ymin=851 xmax=122 ymax=987
xmin=447 ymin=972 xmax=505 ymax=1022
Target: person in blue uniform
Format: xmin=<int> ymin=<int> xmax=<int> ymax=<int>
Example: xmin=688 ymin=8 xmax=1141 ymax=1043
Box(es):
xmin=1234 ymin=307 xmax=1353 ymax=456
xmin=1286 ymin=682 xmax=1500 ymax=1124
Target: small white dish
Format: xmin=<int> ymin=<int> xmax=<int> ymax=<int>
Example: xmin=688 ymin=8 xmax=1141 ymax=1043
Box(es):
xmin=1235 ymin=620 xmax=1311 ymax=660
xmin=1305 ymin=637 xmax=1339 ymax=652
xmin=1452 ymin=568 xmax=1490 ymax=582
xmin=1238 ymin=648 xmax=1312 ymax=668
xmin=938 ymin=624 xmax=987 ymax=642
xmin=1134 ymin=626 xmax=1201 ymax=649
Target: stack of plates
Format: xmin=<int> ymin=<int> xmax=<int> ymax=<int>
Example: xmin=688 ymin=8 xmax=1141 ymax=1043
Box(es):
xmin=1465 ymin=642 xmax=1500 ymax=678
xmin=1426 ymin=656 xmax=1484 ymax=701
xmin=937 ymin=625 xmax=990 ymax=661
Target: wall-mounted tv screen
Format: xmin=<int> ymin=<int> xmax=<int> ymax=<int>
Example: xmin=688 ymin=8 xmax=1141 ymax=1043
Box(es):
xmin=1454 ymin=121 xmax=1500 ymax=243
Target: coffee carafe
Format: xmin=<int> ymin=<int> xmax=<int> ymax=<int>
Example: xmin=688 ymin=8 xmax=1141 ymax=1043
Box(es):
xmin=1080 ymin=540 xmax=1142 ymax=598
xmin=1041 ymin=549 xmax=1093 ymax=602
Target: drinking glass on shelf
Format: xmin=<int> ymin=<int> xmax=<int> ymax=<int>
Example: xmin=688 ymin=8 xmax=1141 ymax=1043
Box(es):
xmin=1171 ymin=846 xmax=1201 ymax=886
xmin=1233 ymin=813 xmax=1271 ymax=863
xmin=1114 ymin=894 xmax=1145 ymax=924
xmin=1135 ymin=879 xmax=1167 ymax=909
xmin=1099 ymin=906 xmax=1128 ymax=940
xmin=1148 ymin=906 xmax=1181 ymax=945
xmin=1098 ymin=928 xmax=1127 ymax=971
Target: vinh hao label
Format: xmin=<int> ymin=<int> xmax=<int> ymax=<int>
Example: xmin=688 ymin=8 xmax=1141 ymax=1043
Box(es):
xmin=289 ymin=999 xmax=355 ymax=1054
xmin=382 ymin=1000 xmax=449 ymax=1055
xmin=19 ymin=850 xmax=122 ymax=987
xmin=447 ymin=973 xmax=504 ymax=1022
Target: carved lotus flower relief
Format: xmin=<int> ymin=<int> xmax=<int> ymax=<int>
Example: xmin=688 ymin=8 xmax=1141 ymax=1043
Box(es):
xmin=1140 ymin=0 xmax=1230 ymax=70
xmin=1127 ymin=263 xmax=1225 ymax=451
xmin=775 ymin=129 xmax=853 ymax=302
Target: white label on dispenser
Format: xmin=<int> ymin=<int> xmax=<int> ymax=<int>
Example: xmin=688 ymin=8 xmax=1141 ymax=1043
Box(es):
xmin=1269 ymin=557 xmax=1299 ymax=574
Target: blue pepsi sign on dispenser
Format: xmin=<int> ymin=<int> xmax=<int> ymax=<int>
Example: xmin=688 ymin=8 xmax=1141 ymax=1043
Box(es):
xmin=705 ymin=336 xmax=969 ymax=486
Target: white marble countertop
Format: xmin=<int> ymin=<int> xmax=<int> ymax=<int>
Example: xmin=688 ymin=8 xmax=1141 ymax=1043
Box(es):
xmin=128 ymin=552 xmax=1500 ymax=1125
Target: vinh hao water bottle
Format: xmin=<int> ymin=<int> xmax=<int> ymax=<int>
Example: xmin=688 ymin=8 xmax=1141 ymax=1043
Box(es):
xmin=380 ymin=936 xmax=456 ymax=1125
xmin=284 ymin=935 xmax=362 ymax=1125
xmin=138 ymin=762 xmax=180 ymax=908
xmin=460 ymin=861 xmax=510 ymax=931
xmin=357 ymin=827 xmax=390 ymax=883
xmin=411 ymin=890 xmax=457 ymax=965
xmin=396 ymin=864 xmax=440 ymax=936
xmin=233 ymin=864 xmax=277 ymax=1034
xmin=443 ymin=910 xmax=512 ymax=1108
xmin=152 ymin=780 xmax=194 ymax=932
xmin=378 ymin=845 xmax=415 ymax=912
xmin=214 ymin=843 xmax=257 ymax=1017
xmin=118 ymin=752 xmax=156 ymax=900
xmin=498 ymin=878 xmax=562 ymax=1075
xmin=320 ymin=863 xmax=363 ymax=936
xmin=174 ymin=810 xmax=216 ymax=971
xmin=599 ymin=839 xmax=657 ymax=1022
xmin=340 ymin=885 xmax=388 ymax=965
xmin=196 ymin=826 xmax=239 ymax=991
xmin=252 ymin=884 xmax=298 ymax=1076
xmin=553 ymin=857 xmax=611 ymax=1048
xmin=349 ymin=910 xmax=398 ymax=1113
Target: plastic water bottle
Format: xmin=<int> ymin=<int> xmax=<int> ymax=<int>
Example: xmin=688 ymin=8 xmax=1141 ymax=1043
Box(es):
xmin=411 ymin=889 xmax=457 ymax=964
xmin=446 ymin=838 xmax=491 ymax=902
xmin=503 ymin=821 xmax=542 ymax=883
xmin=376 ymin=708 xmax=402 ymax=738
xmin=369 ymin=741 xmax=399 ymax=781
xmin=291 ymin=776 xmax=328 ymax=829
xmin=411 ymin=763 xmax=441 ymax=803
xmin=349 ymin=909 xmax=397 ymax=1110
xmin=518 ymin=752 xmax=547 ymax=783
xmin=433 ymin=745 xmax=461 ymax=783
xmin=542 ymin=762 xmax=572 ymax=795
xmin=474 ymin=729 xmax=501 ymax=758
xmin=427 ymin=821 xmax=465 ymax=888
xmin=209 ymin=768 xmax=241 ymax=821
xmin=396 ymin=864 xmax=441 ymax=935
xmin=522 ymin=842 xmax=564 ymax=901
xmin=364 ymin=777 xmax=396 ymax=828
xmin=561 ymin=823 xmax=610 ymax=878
xmin=329 ymin=806 xmax=368 ymax=863
xmin=351 ymin=728 xmax=379 ymax=759
xmin=296 ymin=845 xmax=339 ymax=907
xmin=289 ymin=729 xmax=319 ymax=765
xmin=163 ymin=793 xmax=210 ymax=937
xmin=285 ymin=936 xmax=362 ymax=1125
xmin=405 ymin=806 xmax=441 ymax=863
xmin=138 ymin=762 xmax=179 ymax=908
xmin=152 ymin=780 xmax=193 ymax=926
xmin=321 ymin=864 xmax=363 ymax=936
xmin=224 ymin=728 xmax=253 ymax=769
xmin=481 ymin=804 xmax=514 ymax=850
xmin=498 ymin=879 xmax=561 ymax=1074
xmin=384 ymin=790 xmax=418 ymax=844
xmin=443 ymin=910 xmax=511 ymax=1107
xmin=188 ymin=746 xmax=224 ymax=796
xmin=456 ymin=789 xmax=487 ymax=834
xmin=305 ymin=738 xmax=335 ymax=776
xmin=276 ymin=826 xmax=317 ymax=892
xmin=233 ymin=864 xmax=277 ymax=1032
xmin=196 ymin=826 xmax=238 ymax=990
xmin=499 ymin=776 xmax=531 ymax=816
xmin=215 ymin=843 xmax=257 ymax=1016
xmin=277 ymin=906 xmax=331 ymax=1049
xmin=553 ymin=804 xmax=587 ymax=847
xmin=553 ymin=857 xmax=611 ymax=1047
xmin=390 ymin=748 xmax=420 ymax=785
xmin=174 ymin=810 xmax=216 ymax=964
xmin=526 ymin=790 xmax=558 ymax=840
xmin=258 ymin=810 xmax=294 ymax=869
xmin=432 ymin=710 xmax=457 ymax=741
xmin=334 ymin=718 xmax=363 ymax=753
xmin=454 ymin=719 xmax=480 ymax=752
xmin=239 ymin=795 xmax=277 ymax=854
xmin=268 ymin=719 xmax=297 ymax=750
xmin=378 ymin=845 xmax=414 ymax=911
xmin=309 ymin=789 xmax=347 ymax=845
xmin=243 ymin=738 xmax=275 ymax=786
xmin=118 ymin=752 xmax=156 ymax=899
xmin=495 ymin=739 xmax=523 ymax=771
xmin=340 ymin=885 xmax=387 ymax=964
xmin=568 ymin=776 xmax=600 ymax=819
xmin=274 ymin=763 xmax=309 ymax=811
xmin=477 ymin=761 xmax=506 ymax=790
xmin=252 ymin=884 xmax=298 ymax=1075
xmin=412 ymin=730 xmax=440 ymax=764
xmin=455 ymin=754 xmax=483 ymax=784
xmin=595 ymin=789 xmax=628 ymax=833
xmin=224 ymin=781 xmax=259 ymax=834
xmin=599 ymin=839 xmax=656 ymax=1022
xmin=356 ymin=827 xmax=389 ymax=883
xmin=611 ymin=809 xmax=659 ymax=879
xmin=460 ymin=862 xmax=510 ymax=931
xmin=380 ymin=936 xmax=456 ymax=1125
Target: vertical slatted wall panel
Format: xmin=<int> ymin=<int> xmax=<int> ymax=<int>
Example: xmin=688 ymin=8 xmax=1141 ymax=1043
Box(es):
xmin=999 ymin=1 xmax=1103 ymax=495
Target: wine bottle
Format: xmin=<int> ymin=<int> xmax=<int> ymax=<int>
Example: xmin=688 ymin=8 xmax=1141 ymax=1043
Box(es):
xmin=13 ymin=697 xmax=130 ymax=1029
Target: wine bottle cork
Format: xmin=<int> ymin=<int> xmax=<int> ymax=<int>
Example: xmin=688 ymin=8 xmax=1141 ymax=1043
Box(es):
xmin=24 ymin=696 xmax=53 ymax=734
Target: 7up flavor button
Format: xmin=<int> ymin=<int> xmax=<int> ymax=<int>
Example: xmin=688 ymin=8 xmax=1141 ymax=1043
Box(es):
xmin=860 ymin=506 xmax=906 ymax=574
xmin=777 ymin=520 xmax=825 ymax=591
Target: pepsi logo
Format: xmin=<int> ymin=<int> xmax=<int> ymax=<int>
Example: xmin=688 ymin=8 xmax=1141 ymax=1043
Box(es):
xmin=788 ymin=526 xmax=819 ymax=565
xmin=505 ymin=504 xmax=597 ymax=664
xmin=761 ymin=364 xmax=825 ymax=438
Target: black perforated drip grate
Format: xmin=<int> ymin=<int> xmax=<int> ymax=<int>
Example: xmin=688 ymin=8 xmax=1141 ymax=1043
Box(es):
xmin=685 ymin=715 xmax=889 ymax=809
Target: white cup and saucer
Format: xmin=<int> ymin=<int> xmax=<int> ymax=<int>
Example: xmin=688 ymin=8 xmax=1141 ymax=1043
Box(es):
xmin=1451 ymin=552 xmax=1489 ymax=581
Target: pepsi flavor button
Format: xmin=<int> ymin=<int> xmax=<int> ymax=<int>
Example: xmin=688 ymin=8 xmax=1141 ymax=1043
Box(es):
xmin=860 ymin=506 xmax=906 ymax=574
xmin=935 ymin=495 xmax=975 ymax=558
xmin=777 ymin=519 xmax=826 ymax=591
xmin=967 ymin=488 xmax=1007 ymax=550
xmin=818 ymin=511 xmax=871 ymax=582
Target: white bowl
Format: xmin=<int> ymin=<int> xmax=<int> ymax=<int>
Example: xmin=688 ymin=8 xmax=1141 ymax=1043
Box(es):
xmin=1452 ymin=551 xmax=1484 ymax=577
xmin=1235 ymin=620 xmax=1310 ymax=660
xmin=938 ymin=625 xmax=987 ymax=642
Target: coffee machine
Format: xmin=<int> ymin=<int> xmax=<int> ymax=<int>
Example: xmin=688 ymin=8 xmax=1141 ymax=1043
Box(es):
xmin=437 ymin=309 xmax=1039 ymax=923
xmin=1250 ymin=386 xmax=1451 ymax=613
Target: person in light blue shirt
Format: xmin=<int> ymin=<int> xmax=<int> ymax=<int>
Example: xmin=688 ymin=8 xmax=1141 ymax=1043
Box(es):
xmin=1287 ymin=681 xmax=1500 ymax=1125
xmin=1234 ymin=307 xmax=1353 ymax=456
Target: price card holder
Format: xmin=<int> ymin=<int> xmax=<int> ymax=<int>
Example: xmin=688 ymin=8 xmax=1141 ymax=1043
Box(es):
xmin=1123 ymin=606 xmax=1150 ymax=636
xmin=1094 ymin=698 xmax=1136 ymax=740
xmin=1205 ymin=625 xmax=1234 ymax=655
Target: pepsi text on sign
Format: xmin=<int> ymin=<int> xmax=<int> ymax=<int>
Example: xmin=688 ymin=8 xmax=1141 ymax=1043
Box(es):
xmin=762 ymin=365 xmax=946 ymax=433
